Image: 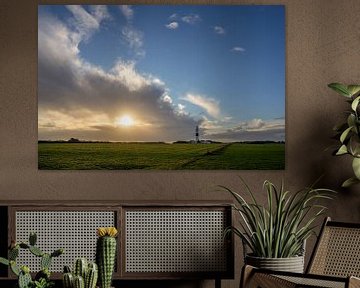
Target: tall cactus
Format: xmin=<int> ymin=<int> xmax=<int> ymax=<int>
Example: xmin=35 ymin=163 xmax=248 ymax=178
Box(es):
xmin=96 ymin=227 xmax=118 ymax=288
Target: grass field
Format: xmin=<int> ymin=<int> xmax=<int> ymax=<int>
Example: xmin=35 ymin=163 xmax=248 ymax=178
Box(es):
xmin=38 ymin=142 xmax=285 ymax=170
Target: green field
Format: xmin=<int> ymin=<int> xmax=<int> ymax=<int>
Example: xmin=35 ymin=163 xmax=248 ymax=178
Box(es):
xmin=38 ymin=142 xmax=285 ymax=170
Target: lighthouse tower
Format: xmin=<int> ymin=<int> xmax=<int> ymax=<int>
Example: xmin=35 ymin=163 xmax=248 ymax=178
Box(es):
xmin=195 ymin=125 xmax=199 ymax=143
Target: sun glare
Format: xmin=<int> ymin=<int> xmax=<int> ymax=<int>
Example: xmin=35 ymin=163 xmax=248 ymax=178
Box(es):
xmin=117 ymin=115 xmax=134 ymax=127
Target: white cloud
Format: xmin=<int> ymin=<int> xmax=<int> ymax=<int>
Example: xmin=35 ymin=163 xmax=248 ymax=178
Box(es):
xmin=177 ymin=104 xmax=188 ymax=115
xmin=182 ymin=93 xmax=220 ymax=119
xmin=38 ymin=12 xmax=199 ymax=142
xmin=169 ymin=13 xmax=177 ymax=20
xmin=214 ymin=26 xmax=225 ymax=35
xmin=121 ymin=26 xmax=145 ymax=57
xmin=118 ymin=5 xmax=145 ymax=58
xmin=162 ymin=94 xmax=173 ymax=104
xmin=110 ymin=60 xmax=149 ymax=91
xmin=205 ymin=118 xmax=285 ymax=142
xmin=232 ymin=46 xmax=246 ymax=53
xmin=90 ymin=5 xmax=111 ymax=22
xmin=165 ymin=22 xmax=179 ymax=30
xmin=242 ymin=118 xmax=266 ymax=130
xmin=119 ymin=5 xmax=134 ymax=21
xmin=65 ymin=5 xmax=111 ymax=43
xmin=181 ymin=14 xmax=201 ymax=24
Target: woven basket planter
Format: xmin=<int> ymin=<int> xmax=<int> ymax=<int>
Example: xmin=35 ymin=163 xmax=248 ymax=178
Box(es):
xmin=245 ymin=254 xmax=305 ymax=273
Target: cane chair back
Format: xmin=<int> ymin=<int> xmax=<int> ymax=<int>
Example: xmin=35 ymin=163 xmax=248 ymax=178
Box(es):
xmin=307 ymin=217 xmax=360 ymax=278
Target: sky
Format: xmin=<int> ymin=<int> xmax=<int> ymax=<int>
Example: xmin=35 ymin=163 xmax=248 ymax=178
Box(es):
xmin=38 ymin=5 xmax=285 ymax=142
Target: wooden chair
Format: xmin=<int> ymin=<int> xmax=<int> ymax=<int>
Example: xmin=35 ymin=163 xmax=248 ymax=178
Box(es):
xmin=241 ymin=217 xmax=360 ymax=288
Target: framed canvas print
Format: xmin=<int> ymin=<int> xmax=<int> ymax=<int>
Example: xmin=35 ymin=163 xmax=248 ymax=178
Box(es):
xmin=38 ymin=4 xmax=285 ymax=170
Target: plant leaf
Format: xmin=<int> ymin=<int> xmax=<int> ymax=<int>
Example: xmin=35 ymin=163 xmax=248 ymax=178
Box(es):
xmin=0 ymin=257 xmax=9 ymax=266
xmin=340 ymin=126 xmax=353 ymax=143
xmin=328 ymin=83 xmax=351 ymax=97
xmin=336 ymin=145 xmax=348 ymax=155
xmin=347 ymin=114 xmax=357 ymax=130
xmin=352 ymin=157 xmax=360 ymax=179
xmin=347 ymin=85 xmax=360 ymax=97
xmin=351 ymin=96 xmax=360 ymax=111
xmin=342 ymin=177 xmax=360 ymax=188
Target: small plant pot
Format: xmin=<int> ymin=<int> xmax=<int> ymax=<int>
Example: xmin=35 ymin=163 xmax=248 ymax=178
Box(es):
xmin=245 ymin=254 xmax=305 ymax=273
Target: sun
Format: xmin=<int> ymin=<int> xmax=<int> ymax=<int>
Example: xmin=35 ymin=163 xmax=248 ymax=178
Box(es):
xmin=116 ymin=115 xmax=134 ymax=127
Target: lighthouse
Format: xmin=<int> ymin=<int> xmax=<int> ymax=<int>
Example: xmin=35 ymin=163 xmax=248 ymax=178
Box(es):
xmin=195 ymin=125 xmax=199 ymax=143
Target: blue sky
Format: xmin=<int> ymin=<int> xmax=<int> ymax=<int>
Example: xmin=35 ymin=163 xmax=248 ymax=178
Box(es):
xmin=38 ymin=5 xmax=285 ymax=142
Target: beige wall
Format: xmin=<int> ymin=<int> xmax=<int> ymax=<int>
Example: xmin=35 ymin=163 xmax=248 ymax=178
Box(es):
xmin=1 ymin=0 xmax=360 ymax=287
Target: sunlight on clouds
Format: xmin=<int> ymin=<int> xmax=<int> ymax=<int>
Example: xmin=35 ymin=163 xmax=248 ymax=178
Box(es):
xmin=38 ymin=9 xmax=199 ymax=142
xmin=182 ymin=93 xmax=220 ymax=119
xmin=110 ymin=60 xmax=149 ymax=91
xmin=38 ymin=5 xmax=284 ymax=143
xmin=39 ymin=110 xmax=111 ymax=131
xmin=115 ymin=115 xmax=135 ymax=127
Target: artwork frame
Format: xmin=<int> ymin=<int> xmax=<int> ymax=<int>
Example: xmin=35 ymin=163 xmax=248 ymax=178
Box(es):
xmin=38 ymin=4 xmax=285 ymax=170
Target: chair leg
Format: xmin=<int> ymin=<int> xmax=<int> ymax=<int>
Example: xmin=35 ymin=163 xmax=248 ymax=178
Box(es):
xmin=215 ymin=278 xmax=221 ymax=288
xmin=240 ymin=265 xmax=255 ymax=288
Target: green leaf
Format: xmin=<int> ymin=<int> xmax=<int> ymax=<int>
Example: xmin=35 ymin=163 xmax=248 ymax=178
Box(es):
xmin=29 ymin=246 xmax=44 ymax=257
xmin=347 ymin=85 xmax=360 ymax=97
xmin=8 ymin=247 xmax=19 ymax=261
xmin=352 ymin=157 xmax=360 ymax=179
xmin=340 ymin=126 xmax=353 ymax=143
xmin=351 ymin=96 xmax=360 ymax=111
xmin=10 ymin=261 xmax=20 ymax=276
xmin=347 ymin=114 xmax=356 ymax=128
xmin=336 ymin=144 xmax=348 ymax=155
xmin=0 ymin=257 xmax=9 ymax=266
xmin=342 ymin=177 xmax=360 ymax=188
xmin=328 ymin=83 xmax=351 ymax=97
xmin=350 ymin=136 xmax=360 ymax=156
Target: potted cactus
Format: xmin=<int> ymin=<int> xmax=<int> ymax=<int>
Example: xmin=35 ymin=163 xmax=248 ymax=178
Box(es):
xmin=62 ymin=258 xmax=98 ymax=288
xmin=0 ymin=232 xmax=63 ymax=288
xmin=96 ymin=227 xmax=118 ymax=288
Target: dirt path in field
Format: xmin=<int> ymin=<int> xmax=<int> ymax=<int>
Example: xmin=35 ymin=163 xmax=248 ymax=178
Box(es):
xmin=176 ymin=143 xmax=233 ymax=169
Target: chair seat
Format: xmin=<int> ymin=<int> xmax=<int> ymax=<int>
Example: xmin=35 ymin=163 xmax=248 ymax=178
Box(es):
xmin=243 ymin=266 xmax=360 ymax=288
xmin=277 ymin=274 xmax=346 ymax=288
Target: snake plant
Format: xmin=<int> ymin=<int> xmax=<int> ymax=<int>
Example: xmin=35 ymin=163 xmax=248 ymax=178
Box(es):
xmin=222 ymin=178 xmax=335 ymax=258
